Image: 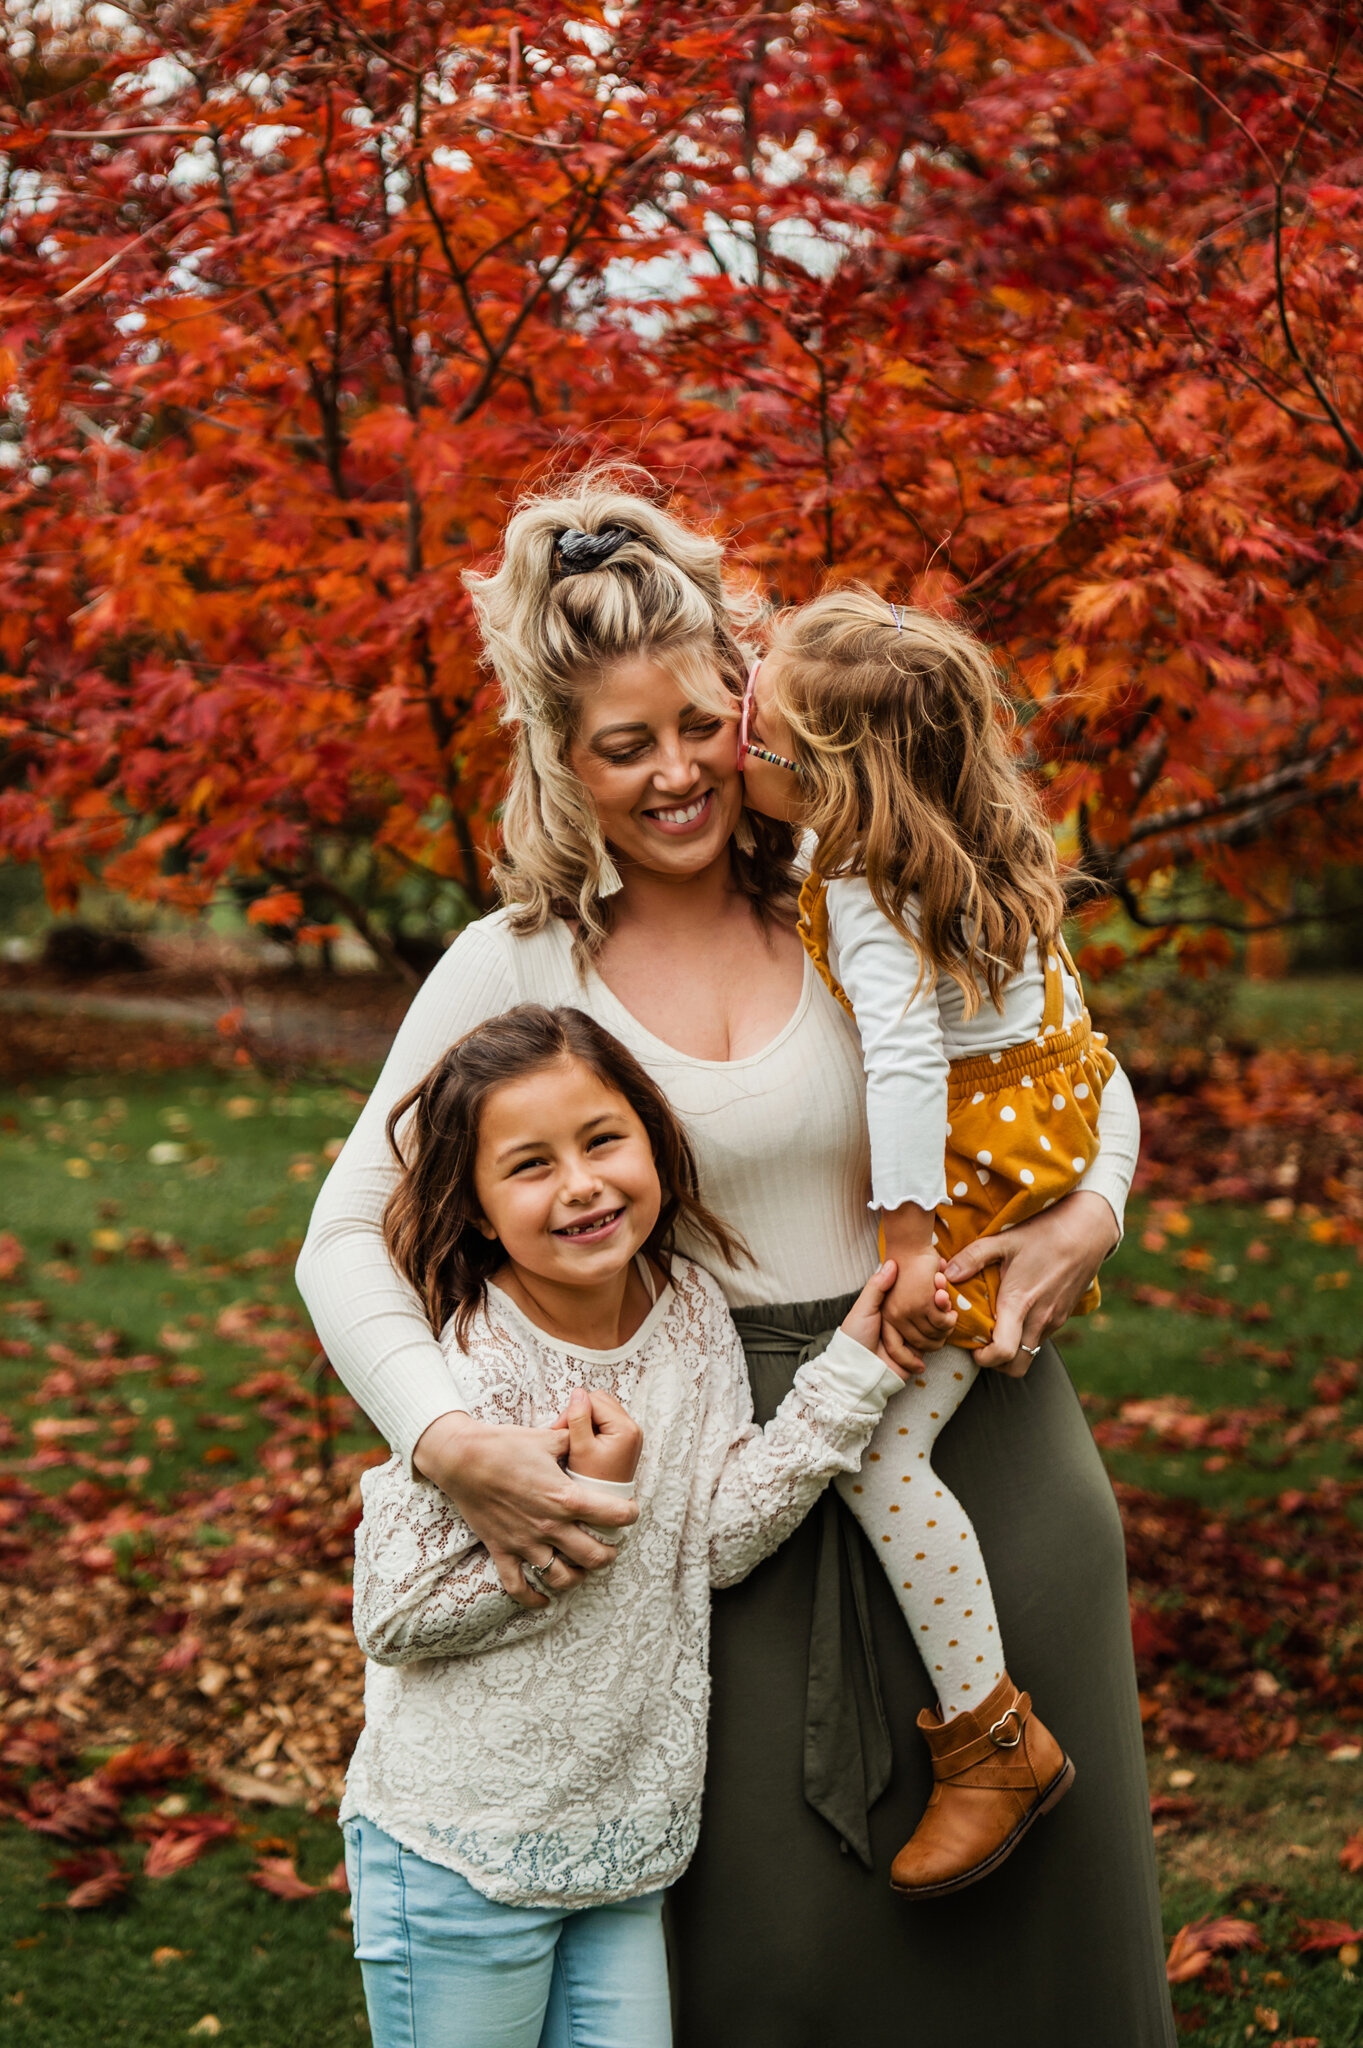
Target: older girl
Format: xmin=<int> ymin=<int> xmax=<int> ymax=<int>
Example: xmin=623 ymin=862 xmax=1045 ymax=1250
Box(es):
xmin=342 ymin=1003 xmax=901 ymax=2048
xmin=298 ymin=471 xmax=1175 ymax=2048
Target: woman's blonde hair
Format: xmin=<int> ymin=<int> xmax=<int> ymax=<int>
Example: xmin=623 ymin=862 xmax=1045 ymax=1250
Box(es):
xmin=464 ymin=465 xmax=795 ymax=947
xmin=767 ymin=586 xmax=1066 ymax=1016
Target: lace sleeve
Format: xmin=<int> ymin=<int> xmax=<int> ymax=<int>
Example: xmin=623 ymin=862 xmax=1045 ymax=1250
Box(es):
xmin=295 ymin=916 xmax=521 ymax=1466
xmin=695 ymin=1283 xmax=899 ymax=1590
xmin=352 ymin=1456 xmax=574 ymax=1664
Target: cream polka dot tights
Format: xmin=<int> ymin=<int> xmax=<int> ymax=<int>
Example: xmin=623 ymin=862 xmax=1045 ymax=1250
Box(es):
xmin=835 ymin=1348 xmax=1004 ymax=1720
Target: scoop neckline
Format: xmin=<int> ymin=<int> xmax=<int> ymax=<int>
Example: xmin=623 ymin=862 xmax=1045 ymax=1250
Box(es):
xmin=549 ymin=918 xmax=816 ymax=1072
xmin=485 ymin=1266 xmax=676 ymax=1364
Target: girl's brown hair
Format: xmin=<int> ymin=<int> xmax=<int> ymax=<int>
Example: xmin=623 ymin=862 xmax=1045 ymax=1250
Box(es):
xmin=766 ymin=587 xmax=1066 ymax=1016
xmin=383 ymin=1004 xmax=747 ymax=1348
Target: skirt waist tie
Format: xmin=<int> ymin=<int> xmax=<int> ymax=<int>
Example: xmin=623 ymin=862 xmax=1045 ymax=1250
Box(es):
xmin=731 ymin=1302 xmax=893 ymax=1869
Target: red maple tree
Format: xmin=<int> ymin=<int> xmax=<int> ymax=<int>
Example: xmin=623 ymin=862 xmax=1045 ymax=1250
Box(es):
xmin=0 ymin=2 xmax=1359 ymax=971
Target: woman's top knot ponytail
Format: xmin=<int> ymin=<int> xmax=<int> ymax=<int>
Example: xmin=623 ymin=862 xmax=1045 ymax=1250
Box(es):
xmin=553 ymin=526 xmax=635 ymax=577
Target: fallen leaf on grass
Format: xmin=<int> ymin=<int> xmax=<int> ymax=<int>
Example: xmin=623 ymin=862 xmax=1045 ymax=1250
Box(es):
xmin=1166 ymin=1916 xmax=1264 ymax=1983
xmin=248 ymin=1854 xmax=322 ymax=1899
xmin=1291 ymin=1919 xmax=1363 ymax=1952
xmin=213 ymin=1768 xmax=311 ymax=1808
xmin=152 ymin=1947 xmax=186 ymax=1966
xmin=1340 ymin=1830 xmax=1363 ymax=1874
xmin=1227 ymin=1881 xmax=1290 ymax=1914
xmin=188 ymin=2019 xmax=221 ymax=2038
xmin=140 ymin=1815 xmax=236 ymax=1877
xmin=24 ymin=1774 xmax=122 ymax=1842
xmin=98 ymin=1742 xmax=194 ymax=1793
xmin=48 ymin=1848 xmax=131 ymax=1910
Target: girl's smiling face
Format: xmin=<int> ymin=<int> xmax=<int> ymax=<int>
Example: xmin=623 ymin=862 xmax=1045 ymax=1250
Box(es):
xmin=566 ymin=653 xmax=742 ymax=880
xmin=472 ymin=1055 xmax=662 ymax=1290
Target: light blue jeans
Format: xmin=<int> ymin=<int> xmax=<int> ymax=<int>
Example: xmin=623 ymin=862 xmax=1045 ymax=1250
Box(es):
xmin=342 ymin=1816 xmax=672 ymax=2048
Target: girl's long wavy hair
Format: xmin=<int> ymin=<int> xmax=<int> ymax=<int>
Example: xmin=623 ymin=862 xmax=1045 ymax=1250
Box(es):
xmin=766 ymin=587 xmax=1066 ymax=1016
xmin=464 ymin=464 xmax=797 ymax=952
xmin=383 ymin=1004 xmax=748 ymax=1349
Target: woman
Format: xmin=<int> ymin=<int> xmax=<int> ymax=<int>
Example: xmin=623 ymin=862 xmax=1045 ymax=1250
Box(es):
xmin=297 ymin=472 xmax=1175 ymax=2048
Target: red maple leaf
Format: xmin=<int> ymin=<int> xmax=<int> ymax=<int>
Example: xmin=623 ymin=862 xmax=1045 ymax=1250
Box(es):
xmin=48 ymin=1848 xmax=131 ymax=1911
xmin=1166 ymin=1916 xmax=1264 ymax=1984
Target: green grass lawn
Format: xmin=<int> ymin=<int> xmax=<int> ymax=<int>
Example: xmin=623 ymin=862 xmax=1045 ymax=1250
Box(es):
xmin=1227 ymin=974 xmax=1363 ymax=1059
xmin=2 ymin=1059 xmax=1362 ymax=2044
xmin=0 ymin=1800 xmax=363 ymax=2045
xmin=0 ymin=1072 xmax=379 ymax=1499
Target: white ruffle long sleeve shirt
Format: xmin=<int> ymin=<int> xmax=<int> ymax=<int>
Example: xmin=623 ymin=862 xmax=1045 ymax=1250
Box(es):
xmin=340 ymin=1256 xmax=901 ymax=1908
xmin=822 ymin=878 xmax=1118 ymax=1214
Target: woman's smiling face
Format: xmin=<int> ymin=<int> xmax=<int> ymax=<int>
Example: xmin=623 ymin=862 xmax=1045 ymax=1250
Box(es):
xmin=566 ymin=653 xmax=742 ymax=881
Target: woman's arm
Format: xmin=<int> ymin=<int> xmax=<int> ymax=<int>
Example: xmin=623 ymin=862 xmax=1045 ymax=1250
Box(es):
xmin=296 ymin=917 xmax=520 ymax=1459
xmin=296 ymin=917 xmax=636 ymax=1604
xmin=943 ymin=1059 xmax=1140 ymax=1373
xmin=352 ymin=1459 xmax=579 ymax=1664
xmin=1078 ymin=1055 xmax=1140 ymax=1242
xmin=701 ymin=1267 xmax=904 ymax=1588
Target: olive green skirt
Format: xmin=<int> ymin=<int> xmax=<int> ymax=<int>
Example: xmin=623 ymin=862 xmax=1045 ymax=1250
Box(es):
xmin=668 ymin=1297 xmax=1175 ymax=2048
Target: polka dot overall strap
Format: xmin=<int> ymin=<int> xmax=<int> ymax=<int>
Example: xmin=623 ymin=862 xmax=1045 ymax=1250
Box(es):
xmin=797 ymin=870 xmax=856 ymax=1018
xmin=939 ymin=936 xmax=1116 ymax=1348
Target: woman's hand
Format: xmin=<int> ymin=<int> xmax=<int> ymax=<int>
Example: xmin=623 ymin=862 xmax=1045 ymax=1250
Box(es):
xmin=942 ymin=1191 xmax=1120 ymax=1375
xmin=413 ymin=1409 xmax=638 ymax=1609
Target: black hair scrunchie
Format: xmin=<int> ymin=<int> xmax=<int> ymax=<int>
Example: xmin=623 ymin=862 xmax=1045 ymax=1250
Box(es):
xmin=553 ymin=526 xmax=633 ymax=577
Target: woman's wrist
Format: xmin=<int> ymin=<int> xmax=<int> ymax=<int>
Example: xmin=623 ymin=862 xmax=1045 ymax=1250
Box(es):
xmin=1061 ymin=1188 xmax=1121 ymax=1260
xmin=412 ymin=1407 xmax=475 ymax=1484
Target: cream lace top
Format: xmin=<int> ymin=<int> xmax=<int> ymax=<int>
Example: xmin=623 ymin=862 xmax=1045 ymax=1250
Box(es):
xmin=339 ymin=1256 xmax=899 ymax=1907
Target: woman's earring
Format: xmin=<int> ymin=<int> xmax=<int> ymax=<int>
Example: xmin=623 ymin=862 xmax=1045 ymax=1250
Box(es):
xmin=597 ymin=848 xmax=624 ymax=898
xmin=732 ymin=810 xmax=756 ymax=855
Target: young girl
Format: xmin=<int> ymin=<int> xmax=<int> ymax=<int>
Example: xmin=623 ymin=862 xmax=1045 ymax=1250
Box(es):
xmin=339 ymin=1002 xmax=904 ymax=2048
xmin=740 ymin=587 xmax=1123 ymax=1901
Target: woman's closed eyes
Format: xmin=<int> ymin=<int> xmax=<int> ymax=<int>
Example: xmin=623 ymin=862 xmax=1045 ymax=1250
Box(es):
xmin=595 ymin=715 xmax=725 ymax=765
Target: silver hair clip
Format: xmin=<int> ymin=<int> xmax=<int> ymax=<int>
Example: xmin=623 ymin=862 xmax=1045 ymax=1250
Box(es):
xmin=889 ymin=603 xmax=907 ymax=632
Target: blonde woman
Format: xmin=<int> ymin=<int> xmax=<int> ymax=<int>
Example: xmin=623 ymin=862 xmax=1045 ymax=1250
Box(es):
xmin=298 ymin=471 xmax=1175 ymax=2048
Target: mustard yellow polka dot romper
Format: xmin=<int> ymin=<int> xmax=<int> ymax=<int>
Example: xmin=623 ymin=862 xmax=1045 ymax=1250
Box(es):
xmin=798 ymin=871 xmax=1117 ymax=1349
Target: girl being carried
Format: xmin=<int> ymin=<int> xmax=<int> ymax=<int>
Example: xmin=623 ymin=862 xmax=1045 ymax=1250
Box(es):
xmin=740 ymin=588 xmax=1124 ymax=1899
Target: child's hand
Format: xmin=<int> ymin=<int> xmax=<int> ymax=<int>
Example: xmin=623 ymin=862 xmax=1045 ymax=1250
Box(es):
xmin=560 ymin=1386 xmax=642 ymax=1486
xmin=881 ymin=1248 xmax=957 ymax=1360
xmin=840 ymin=1258 xmax=916 ymax=1380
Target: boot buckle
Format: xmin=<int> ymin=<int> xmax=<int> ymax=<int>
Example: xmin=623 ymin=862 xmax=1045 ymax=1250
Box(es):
xmin=988 ymin=1707 xmax=1023 ymax=1749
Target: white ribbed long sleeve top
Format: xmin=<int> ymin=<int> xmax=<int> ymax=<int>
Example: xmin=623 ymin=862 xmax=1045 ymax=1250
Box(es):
xmin=824 ymin=877 xmax=1103 ymax=1214
xmin=296 ymin=909 xmax=1139 ymax=1466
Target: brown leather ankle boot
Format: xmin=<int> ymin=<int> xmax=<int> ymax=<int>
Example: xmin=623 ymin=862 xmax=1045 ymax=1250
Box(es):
xmin=890 ymin=1673 xmax=1074 ymax=1899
